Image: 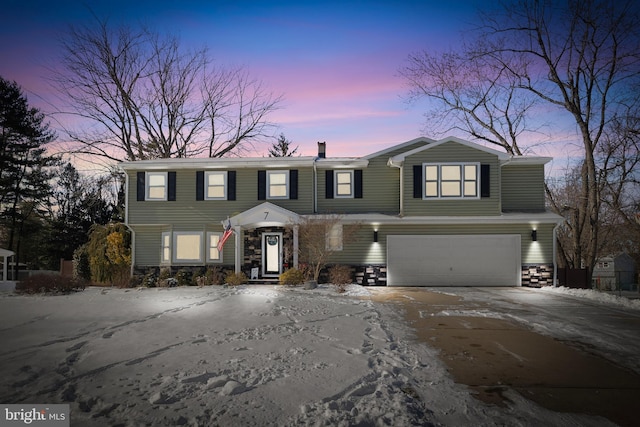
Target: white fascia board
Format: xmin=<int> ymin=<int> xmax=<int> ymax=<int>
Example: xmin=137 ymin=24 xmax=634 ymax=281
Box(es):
xmin=314 ymin=158 xmax=369 ymax=168
xmin=309 ymin=211 xmax=564 ymax=225
xmin=500 ymin=156 xmax=553 ymax=166
xmin=119 ymin=156 xmax=318 ymax=170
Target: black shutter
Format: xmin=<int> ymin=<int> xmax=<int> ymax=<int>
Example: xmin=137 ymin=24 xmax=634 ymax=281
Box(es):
xmin=354 ymin=170 xmax=363 ymax=198
xmin=168 ymin=171 xmax=177 ymax=201
xmin=196 ymin=171 xmax=204 ymax=201
xmin=136 ymin=172 xmax=145 ymax=201
xmin=413 ymin=165 xmax=423 ymax=198
xmin=289 ymin=169 xmax=298 ymax=199
xmin=258 ymin=170 xmax=266 ymax=200
xmin=227 ymin=171 xmax=236 ymax=201
xmin=480 ymin=164 xmax=490 ymax=198
xmin=325 ymin=170 xmax=334 ymax=199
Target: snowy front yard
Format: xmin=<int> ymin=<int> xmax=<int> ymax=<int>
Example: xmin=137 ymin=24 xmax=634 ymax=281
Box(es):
xmin=0 ymin=285 xmax=629 ymax=426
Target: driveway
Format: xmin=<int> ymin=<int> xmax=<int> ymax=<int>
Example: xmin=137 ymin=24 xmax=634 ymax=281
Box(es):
xmin=368 ymin=286 xmax=640 ymax=427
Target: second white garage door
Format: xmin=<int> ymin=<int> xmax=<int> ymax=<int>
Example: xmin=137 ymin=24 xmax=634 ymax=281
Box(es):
xmin=386 ymin=235 xmax=521 ymax=286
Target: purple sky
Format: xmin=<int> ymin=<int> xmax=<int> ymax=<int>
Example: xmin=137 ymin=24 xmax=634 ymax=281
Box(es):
xmin=0 ymin=0 xmax=495 ymax=159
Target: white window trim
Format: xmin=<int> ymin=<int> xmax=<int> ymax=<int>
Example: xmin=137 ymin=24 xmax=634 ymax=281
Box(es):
xmin=267 ymin=170 xmax=289 ymax=199
xmin=206 ymin=232 xmax=223 ymax=263
xmin=172 ymin=231 xmax=203 ymax=264
xmin=205 ymin=171 xmax=228 ymax=200
xmin=334 ymin=170 xmax=354 ymax=198
xmin=423 ymin=162 xmax=480 ymax=200
xmin=146 ymin=171 xmax=168 ymax=201
xmin=161 ymin=232 xmax=171 ymax=264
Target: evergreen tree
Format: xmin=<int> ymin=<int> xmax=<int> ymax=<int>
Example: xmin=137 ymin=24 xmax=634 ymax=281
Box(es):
xmin=0 ymin=77 xmax=58 ymax=275
xmin=268 ymin=133 xmax=299 ymax=157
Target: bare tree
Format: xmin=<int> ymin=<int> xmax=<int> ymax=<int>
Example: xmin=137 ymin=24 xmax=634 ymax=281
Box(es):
xmin=297 ymin=215 xmax=360 ymax=282
xmin=402 ymin=0 xmax=640 ymax=281
xmin=402 ymin=41 xmax=540 ymax=155
xmin=51 ymin=17 xmax=282 ymax=162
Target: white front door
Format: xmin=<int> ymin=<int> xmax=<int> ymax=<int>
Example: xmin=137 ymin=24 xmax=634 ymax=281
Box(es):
xmin=262 ymin=232 xmax=282 ymax=277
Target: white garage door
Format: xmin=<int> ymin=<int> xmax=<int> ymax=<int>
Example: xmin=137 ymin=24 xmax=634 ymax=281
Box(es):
xmin=387 ymin=235 xmax=521 ymax=286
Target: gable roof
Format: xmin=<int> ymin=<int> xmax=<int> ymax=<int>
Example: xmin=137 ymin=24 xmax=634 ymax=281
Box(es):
xmin=229 ymin=202 xmax=300 ymax=228
xmin=363 ymin=136 xmax=436 ymax=160
xmin=388 ymin=136 xmax=511 ymax=165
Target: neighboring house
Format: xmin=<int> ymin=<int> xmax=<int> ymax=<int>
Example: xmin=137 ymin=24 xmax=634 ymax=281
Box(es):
xmin=592 ymin=253 xmax=637 ymax=290
xmin=120 ymin=136 xmax=563 ymax=287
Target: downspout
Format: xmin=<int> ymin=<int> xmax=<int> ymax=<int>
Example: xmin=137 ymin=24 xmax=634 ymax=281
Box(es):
xmin=313 ymin=160 xmax=318 ymax=213
xmin=553 ymin=222 xmax=560 ymax=286
xmin=387 ymin=158 xmax=404 ymax=216
xmin=122 ymin=170 xmax=136 ymax=277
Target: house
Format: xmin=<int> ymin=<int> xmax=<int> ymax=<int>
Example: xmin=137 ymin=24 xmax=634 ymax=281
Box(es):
xmin=592 ymin=253 xmax=637 ymax=290
xmin=119 ymin=136 xmax=563 ymax=286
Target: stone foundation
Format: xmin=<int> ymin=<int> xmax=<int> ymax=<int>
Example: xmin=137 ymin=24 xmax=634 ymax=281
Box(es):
xmin=521 ymin=264 xmax=554 ymax=287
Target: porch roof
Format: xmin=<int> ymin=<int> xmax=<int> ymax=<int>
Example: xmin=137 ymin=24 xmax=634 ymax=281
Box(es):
xmin=228 ymin=202 xmax=300 ymax=228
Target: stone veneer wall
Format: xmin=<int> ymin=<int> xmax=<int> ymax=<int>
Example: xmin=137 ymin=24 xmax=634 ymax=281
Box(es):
xmin=521 ymin=264 xmax=554 ymax=287
xmin=243 ymin=227 xmax=294 ymax=276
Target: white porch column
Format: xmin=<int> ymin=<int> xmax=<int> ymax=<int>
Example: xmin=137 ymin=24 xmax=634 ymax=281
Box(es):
xmin=293 ymin=225 xmax=299 ymax=269
xmin=234 ymin=226 xmax=242 ymax=274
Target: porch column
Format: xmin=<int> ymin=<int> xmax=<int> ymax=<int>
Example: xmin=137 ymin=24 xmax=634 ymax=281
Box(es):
xmin=234 ymin=226 xmax=242 ymax=274
xmin=293 ymin=225 xmax=299 ymax=269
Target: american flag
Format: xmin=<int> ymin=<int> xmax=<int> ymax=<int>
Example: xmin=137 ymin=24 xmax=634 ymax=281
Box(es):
xmin=217 ymin=219 xmax=233 ymax=251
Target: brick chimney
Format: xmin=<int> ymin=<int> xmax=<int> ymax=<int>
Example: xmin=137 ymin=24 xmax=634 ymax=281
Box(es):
xmin=317 ymin=141 xmax=326 ymax=158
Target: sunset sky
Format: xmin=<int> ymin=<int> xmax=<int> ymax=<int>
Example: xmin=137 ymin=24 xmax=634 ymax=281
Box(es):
xmin=1 ymin=0 xmax=574 ymax=166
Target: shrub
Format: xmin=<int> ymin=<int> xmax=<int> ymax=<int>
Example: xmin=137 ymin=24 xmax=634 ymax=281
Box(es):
xmin=17 ymin=274 xmax=86 ymax=295
xmin=73 ymin=245 xmax=91 ymax=282
xmin=142 ymin=270 xmax=158 ymax=287
xmin=129 ymin=274 xmax=144 ymax=287
xmin=175 ymin=269 xmax=191 ymax=286
xmin=329 ymin=265 xmax=353 ymax=285
xmin=225 ymin=271 xmax=247 ymax=286
xmin=279 ymin=268 xmax=305 ymax=286
xmin=205 ymin=266 xmax=225 ymax=286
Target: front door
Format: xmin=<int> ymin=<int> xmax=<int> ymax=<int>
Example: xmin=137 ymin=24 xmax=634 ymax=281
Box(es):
xmin=262 ymin=232 xmax=282 ymax=277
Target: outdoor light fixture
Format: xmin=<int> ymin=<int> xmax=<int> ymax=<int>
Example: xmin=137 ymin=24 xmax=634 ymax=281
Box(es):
xmin=373 ymin=230 xmax=379 ymax=243
xmin=531 ymin=229 xmax=537 ymax=241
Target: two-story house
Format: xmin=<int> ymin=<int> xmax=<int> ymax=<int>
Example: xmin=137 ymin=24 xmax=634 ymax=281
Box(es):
xmin=119 ymin=136 xmax=563 ymax=286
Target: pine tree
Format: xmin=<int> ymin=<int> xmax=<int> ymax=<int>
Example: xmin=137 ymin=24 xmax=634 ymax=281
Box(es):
xmin=0 ymin=77 xmax=57 ymax=276
xmin=268 ymin=133 xmax=299 ymax=157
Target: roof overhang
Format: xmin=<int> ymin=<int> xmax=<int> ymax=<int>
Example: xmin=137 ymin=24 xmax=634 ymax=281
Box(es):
xmin=229 ymin=202 xmax=301 ymax=228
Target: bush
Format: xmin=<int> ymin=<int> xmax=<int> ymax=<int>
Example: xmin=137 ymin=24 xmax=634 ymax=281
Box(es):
xmin=279 ymin=268 xmax=305 ymax=286
xmin=175 ymin=269 xmax=191 ymax=286
xmin=129 ymin=274 xmax=144 ymax=287
xmin=329 ymin=265 xmax=353 ymax=285
xmin=17 ymin=274 xmax=86 ymax=295
xmin=205 ymin=266 xmax=225 ymax=286
xmin=225 ymin=271 xmax=247 ymax=286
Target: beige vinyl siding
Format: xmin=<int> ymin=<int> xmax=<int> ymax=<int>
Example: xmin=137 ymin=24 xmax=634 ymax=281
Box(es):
xmin=501 ymin=164 xmax=546 ymax=211
xmin=403 ymin=142 xmax=502 ymax=216
xmin=329 ymin=222 xmax=554 ymax=265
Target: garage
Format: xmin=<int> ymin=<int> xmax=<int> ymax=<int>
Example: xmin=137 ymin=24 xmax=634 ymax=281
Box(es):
xmin=386 ymin=235 xmax=521 ymax=286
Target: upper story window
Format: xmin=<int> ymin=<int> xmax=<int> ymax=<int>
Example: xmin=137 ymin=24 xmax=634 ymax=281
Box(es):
xmin=205 ymin=171 xmax=227 ymax=200
xmin=424 ymin=163 xmax=479 ymax=199
xmin=267 ymin=170 xmax=289 ymax=199
xmin=258 ymin=170 xmax=298 ymax=200
xmin=146 ymin=172 xmax=168 ymax=200
xmin=335 ymin=171 xmax=354 ymax=198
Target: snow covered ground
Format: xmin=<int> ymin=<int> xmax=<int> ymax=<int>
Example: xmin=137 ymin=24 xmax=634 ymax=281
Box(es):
xmin=0 ymin=284 xmax=631 ymax=426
